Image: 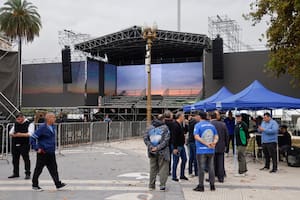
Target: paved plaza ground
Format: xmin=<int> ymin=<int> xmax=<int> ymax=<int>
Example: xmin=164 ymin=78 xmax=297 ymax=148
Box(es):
xmin=0 ymin=138 xmax=299 ymax=200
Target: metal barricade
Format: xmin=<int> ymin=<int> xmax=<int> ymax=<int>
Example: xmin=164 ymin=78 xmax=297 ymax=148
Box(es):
xmin=90 ymin=122 xmax=108 ymax=143
xmin=59 ymin=122 xmax=91 ymax=149
xmin=109 ymin=122 xmax=123 ymax=141
xmin=131 ymin=121 xmax=147 ymax=137
xmin=0 ymin=123 xmax=9 ymax=162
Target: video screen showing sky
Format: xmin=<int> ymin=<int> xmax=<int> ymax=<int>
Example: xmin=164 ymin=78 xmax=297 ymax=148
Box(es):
xmin=117 ymin=62 xmax=203 ymax=96
xmin=104 ymin=64 xmax=117 ymax=96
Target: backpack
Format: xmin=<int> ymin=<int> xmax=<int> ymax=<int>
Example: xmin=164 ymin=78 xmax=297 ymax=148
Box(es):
xmin=149 ymin=126 xmax=163 ymax=147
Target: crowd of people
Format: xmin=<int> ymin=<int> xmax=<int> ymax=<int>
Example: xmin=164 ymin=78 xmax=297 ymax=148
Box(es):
xmin=144 ymin=110 xmax=292 ymax=192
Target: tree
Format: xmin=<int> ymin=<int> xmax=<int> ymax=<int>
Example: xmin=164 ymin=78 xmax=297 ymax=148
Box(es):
xmin=0 ymin=0 xmax=41 ymax=108
xmin=245 ymin=0 xmax=300 ymax=86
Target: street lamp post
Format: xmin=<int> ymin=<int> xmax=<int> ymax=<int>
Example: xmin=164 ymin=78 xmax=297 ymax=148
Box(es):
xmin=142 ymin=25 xmax=157 ymax=126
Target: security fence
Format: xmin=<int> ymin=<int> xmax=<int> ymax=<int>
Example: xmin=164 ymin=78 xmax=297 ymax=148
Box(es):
xmin=0 ymin=121 xmax=147 ymax=158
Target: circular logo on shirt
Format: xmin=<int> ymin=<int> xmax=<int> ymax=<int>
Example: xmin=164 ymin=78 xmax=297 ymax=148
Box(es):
xmin=202 ymin=129 xmax=214 ymax=143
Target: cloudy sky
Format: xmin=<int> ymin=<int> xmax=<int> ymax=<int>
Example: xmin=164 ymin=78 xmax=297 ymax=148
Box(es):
xmin=0 ymin=0 xmax=267 ymax=61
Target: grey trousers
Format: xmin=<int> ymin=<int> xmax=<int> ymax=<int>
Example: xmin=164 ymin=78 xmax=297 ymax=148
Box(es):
xmin=237 ymin=146 xmax=247 ymax=174
xmin=197 ymin=154 xmax=215 ymax=187
xmin=149 ymin=154 xmax=170 ymax=188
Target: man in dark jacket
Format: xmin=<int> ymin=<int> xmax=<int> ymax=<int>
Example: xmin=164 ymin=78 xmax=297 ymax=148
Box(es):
xmin=188 ymin=112 xmax=200 ymax=177
xmin=210 ymin=111 xmax=229 ymax=182
xmin=278 ymin=125 xmax=292 ymax=160
xmin=172 ymin=112 xmax=188 ymax=181
xmin=144 ymin=113 xmax=170 ymax=191
xmin=30 ymin=112 xmax=66 ymax=191
xmin=234 ymin=112 xmax=250 ymax=176
xmin=8 ymin=113 xmax=34 ymax=179
xmin=164 ymin=110 xmax=174 ymax=175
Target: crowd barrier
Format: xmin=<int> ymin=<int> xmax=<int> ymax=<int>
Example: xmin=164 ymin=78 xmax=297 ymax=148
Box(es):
xmin=0 ymin=121 xmax=147 ymax=157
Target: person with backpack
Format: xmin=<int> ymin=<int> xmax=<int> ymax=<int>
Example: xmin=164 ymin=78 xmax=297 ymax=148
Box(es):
xmin=144 ymin=113 xmax=170 ymax=191
xmin=234 ymin=112 xmax=250 ymax=176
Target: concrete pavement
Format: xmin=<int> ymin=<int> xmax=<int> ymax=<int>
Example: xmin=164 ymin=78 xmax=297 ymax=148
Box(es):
xmin=0 ymin=139 xmax=299 ymax=200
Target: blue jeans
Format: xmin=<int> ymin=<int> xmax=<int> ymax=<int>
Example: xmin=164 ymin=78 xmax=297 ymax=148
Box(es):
xmin=188 ymin=143 xmax=198 ymax=175
xmin=172 ymin=146 xmax=187 ymax=179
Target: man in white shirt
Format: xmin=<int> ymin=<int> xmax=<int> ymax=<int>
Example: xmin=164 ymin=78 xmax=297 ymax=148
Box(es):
xmin=8 ymin=113 xmax=34 ymax=179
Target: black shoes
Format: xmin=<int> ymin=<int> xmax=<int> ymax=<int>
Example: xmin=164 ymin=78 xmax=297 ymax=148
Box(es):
xmin=172 ymin=178 xmax=179 ymax=182
xmin=193 ymin=185 xmax=204 ymax=192
xmin=180 ymin=176 xmax=189 ymax=181
xmin=160 ymin=186 xmax=166 ymax=191
xmin=210 ymin=185 xmax=216 ymax=191
xmin=25 ymin=175 xmax=31 ymax=180
xmin=56 ymin=182 xmax=67 ymax=190
xmin=260 ymin=167 xmax=269 ymax=171
xmin=269 ymin=169 xmax=277 ymax=173
xmin=32 ymin=186 xmax=43 ymax=192
xmin=8 ymin=174 xmax=19 ymax=179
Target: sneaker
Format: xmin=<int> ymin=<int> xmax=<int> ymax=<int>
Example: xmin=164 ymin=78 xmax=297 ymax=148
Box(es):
xmin=180 ymin=176 xmax=189 ymax=181
xmin=56 ymin=183 xmax=67 ymax=190
xmin=188 ymin=174 xmax=195 ymax=178
xmin=193 ymin=185 xmax=204 ymax=192
xmin=172 ymin=178 xmax=179 ymax=182
xmin=160 ymin=186 xmax=166 ymax=191
xmin=8 ymin=174 xmax=19 ymax=179
xmin=210 ymin=185 xmax=216 ymax=191
xmin=234 ymin=173 xmax=246 ymax=177
xmin=32 ymin=186 xmax=43 ymax=192
xmin=260 ymin=167 xmax=269 ymax=171
xmin=25 ymin=175 xmax=31 ymax=180
xmin=269 ymin=169 xmax=277 ymax=173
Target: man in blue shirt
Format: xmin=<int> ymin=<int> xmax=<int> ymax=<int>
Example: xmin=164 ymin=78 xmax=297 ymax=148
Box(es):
xmin=193 ymin=111 xmax=219 ymax=192
xmin=258 ymin=112 xmax=279 ymax=173
xmin=224 ymin=111 xmax=235 ymax=155
xmin=31 ymin=112 xmax=66 ymax=191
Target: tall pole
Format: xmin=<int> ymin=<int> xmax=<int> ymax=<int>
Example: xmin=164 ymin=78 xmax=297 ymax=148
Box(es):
xmin=146 ymin=43 xmax=152 ymax=125
xmin=143 ymin=25 xmax=157 ymax=126
xmin=177 ymin=0 xmax=181 ymax=31
xmin=18 ymin=37 xmax=22 ymax=110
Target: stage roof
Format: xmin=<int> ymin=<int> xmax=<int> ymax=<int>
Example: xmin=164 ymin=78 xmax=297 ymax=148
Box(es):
xmin=75 ymin=26 xmax=211 ymax=65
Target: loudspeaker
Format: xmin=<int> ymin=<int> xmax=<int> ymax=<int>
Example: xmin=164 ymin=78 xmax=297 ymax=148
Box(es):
xmin=212 ymin=36 xmax=224 ymax=80
xmin=62 ymin=46 xmax=72 ymax=83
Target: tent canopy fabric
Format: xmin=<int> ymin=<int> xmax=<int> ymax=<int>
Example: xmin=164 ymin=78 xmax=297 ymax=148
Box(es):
xmin=208 ymin=80 xmax=300 ymax=110
xmin=183 ymin=86 xmax=233 ymax=112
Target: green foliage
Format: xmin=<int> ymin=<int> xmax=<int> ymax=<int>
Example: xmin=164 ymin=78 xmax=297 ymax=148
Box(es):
xmin=245 ymin=0 xmax=300 ymax=86
xmin=0 ymin=0 xmax=41 ymax=42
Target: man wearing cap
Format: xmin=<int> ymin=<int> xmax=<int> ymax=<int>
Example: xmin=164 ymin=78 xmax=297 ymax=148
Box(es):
xmin=258 ymin=112 xmax=279 ymax=173
xmin=234 ymin=112 xmax=249 ymax=176
xmin=8 ymin=113 xmax=34 ymax=179
xmin=193 ymin=111 xmax=218 ymax=192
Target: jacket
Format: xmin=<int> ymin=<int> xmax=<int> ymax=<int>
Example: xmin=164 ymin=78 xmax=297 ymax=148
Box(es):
xmin=144 ymin=120 xmax=170 ymax=161
xmin=164 ymin=118 xmax=175 ymax=145
xmin=188 ymin=118 xmax=197 ymax=144
xmin=211 ymin=120 xmax=229 ymax=153
xmin=261 ymin=119 xmax=279 ymax=144
xmin=30 ymin=123 xmax=56 ymax=153
xmin=234 ymin=121 xmax=249 ymax=146
xmin=172 ymin=120 xmax=185 ymax=149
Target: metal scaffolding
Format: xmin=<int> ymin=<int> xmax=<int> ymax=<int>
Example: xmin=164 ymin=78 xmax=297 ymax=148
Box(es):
xmin=208 ymin=15 xmax=241 ymax=52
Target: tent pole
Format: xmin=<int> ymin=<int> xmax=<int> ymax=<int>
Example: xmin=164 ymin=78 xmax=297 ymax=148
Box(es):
xmin=234 ymin=108 xmax=238 ymax=174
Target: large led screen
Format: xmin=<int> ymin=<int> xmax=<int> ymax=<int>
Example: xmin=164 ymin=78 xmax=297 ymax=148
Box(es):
xmin=117 ymin=62 xmax=203 ymax=96
xmin=104 ymin=64 xmax=117 ymax=96
xmin=23 ymin=62 xmax=86 ymax=107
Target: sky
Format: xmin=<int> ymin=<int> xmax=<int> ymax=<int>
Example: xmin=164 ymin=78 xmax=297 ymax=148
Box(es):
xmin=0 ymin=0 xmax=267 ymax=61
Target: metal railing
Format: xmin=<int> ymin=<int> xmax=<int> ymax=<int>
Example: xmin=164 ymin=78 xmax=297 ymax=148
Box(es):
xmin=0 ymin=121 xmax=147 ymax=157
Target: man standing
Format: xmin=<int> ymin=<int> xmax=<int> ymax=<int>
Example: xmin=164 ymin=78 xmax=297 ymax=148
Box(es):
xmin=8 ymin=113 xmax=34 ymax=179
xmin=210 ymin=111 xmax=228 ymax=183
xmin=224 ymin=111 xmax=235 ymax=155
xmin=164 ymin=110 xmax=174 ymax=176
xmin=258 ymin=112 xmax=279 ymax=173
xmin=144 ymin=113 xmax=170 ymax=191
xmin=172 ymin=112 xmax=188 ymax=181
xmin=30 ymin=112 xmax=66 ymax=191
xmin=187 ymin=112 xmax=200 ymax=177
xmin=104 ymin=114 xmax=112 ymax=142
xmin=234 ymin=112 xmax=250 ymax=176
xmin=193 ymin=111 xmax=218 ymax=192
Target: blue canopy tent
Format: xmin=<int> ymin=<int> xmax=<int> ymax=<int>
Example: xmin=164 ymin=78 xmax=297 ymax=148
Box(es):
xmin=208 ymin=80 xmax=300 ymax=110
xmin=183 ymin=86 xmax=233 ymax=112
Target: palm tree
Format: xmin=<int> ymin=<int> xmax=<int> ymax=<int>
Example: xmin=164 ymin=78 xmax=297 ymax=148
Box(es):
xmin=0 ymin=0 xmax=41 ymax=109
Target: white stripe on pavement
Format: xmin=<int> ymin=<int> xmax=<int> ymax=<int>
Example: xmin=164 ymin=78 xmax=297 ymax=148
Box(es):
xmin=0 ymin=186 xmax=148 ymax=191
